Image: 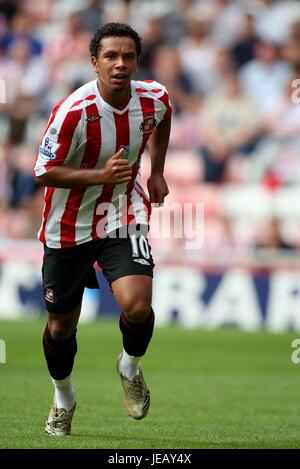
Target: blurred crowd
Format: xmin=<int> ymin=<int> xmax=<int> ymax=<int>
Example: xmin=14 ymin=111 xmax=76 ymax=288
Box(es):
xmin=0 ymin=0 xmax=300 ymax=257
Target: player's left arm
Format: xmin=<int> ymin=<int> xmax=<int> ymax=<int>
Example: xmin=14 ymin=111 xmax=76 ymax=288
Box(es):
xmin=147 ymin=116 xmax=171 ymax=205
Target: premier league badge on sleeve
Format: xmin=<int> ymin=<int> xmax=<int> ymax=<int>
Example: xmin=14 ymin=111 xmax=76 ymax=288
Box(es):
xmin=39 ymin=136 xmax=60 ymax=160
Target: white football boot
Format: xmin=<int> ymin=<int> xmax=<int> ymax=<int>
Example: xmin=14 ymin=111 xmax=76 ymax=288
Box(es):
xmin=116 ymin=354 xmax=150 ymax=420
xmin=45 ymin=399 xmax=76 ymax=436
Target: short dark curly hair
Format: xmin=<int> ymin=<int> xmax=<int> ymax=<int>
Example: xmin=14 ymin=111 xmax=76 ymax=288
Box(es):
xmin=89 ymin=22 xmax=142 ymax=58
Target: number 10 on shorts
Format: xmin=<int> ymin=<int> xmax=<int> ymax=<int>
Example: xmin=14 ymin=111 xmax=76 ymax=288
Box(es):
xmin=129 ymin=234 xmax=150 ymax=259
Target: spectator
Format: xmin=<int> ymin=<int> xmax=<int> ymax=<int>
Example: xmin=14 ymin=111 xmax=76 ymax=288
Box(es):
xmin=198 ymin=67 xmax=262 ymax=182
xmin=178 ymin=14 xmax=220 ymax=95
xmin=256 ymin=218 xmax=296 ymax=250
xmin=231 ymin=14 xmax=259 ymax=68
xmin=46 ymin=11 xmax=86 ymax=67
xmin=52 ymin=31 xmax=95 ymax=98
xmin=152 ymin=45 xmax=196 ymax=115
xmin=0 ymin=36 xmax=49 ymax=143
xmin=78 ymin=0 xmax=104 ymax=32
xmin=240 ymin=40 xmax=292 ymax=111
xmin=160 ymin=0 xmax=196 ymax=45
xmin=135 ymin=16 xmax=165 ymax=81
xmin=255 ymin=0 xmax=300 ymax=46
xmin=9 ymin=144 xmax=38 ymax=208
xmin=0 ymin=0 xmax=18 ymax=24
xmin=0 ymin=10 xmax=43 ymax=56
xmin=248 ymin=76 xmax=300 ymax=185
xmin=282 ymin=20 xmax=300 ymax=71
xmin=0 ymin=143 xmax=10 ymax=204
xmin=200 ymin=0 xmax=247 ymax=48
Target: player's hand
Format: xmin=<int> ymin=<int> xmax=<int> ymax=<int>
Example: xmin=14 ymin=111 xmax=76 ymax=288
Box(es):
xmin=147 ymin=174 xmax=169 ymax=206
xmin=100 ymin=147 xmax=132 ymax=184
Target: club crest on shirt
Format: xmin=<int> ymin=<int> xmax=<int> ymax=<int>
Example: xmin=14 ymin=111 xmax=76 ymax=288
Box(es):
xmin=139 ymin=114 xmax=157 ymax=134
xmin=39 ymin=136 xmax=60 ymax=160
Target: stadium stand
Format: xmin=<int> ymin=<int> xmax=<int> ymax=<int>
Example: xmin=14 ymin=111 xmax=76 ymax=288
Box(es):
xmin=1 ymin=0 xmax=300 ymax=287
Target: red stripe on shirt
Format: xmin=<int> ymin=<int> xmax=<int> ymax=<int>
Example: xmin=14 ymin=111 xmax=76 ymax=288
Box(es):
xmin=114 ymin=110 xmax=130 ymax=153
xmin=44 ymin=108 xmax=82 ymax=172
xmin=71 ymin=95 xmax=96 ymax=108
xmin=60 ymin=103 xmax=102 ymax=247
xmin=158 ymin=91 xmax=172 ymax=119
xmin=135 ymin=88 xmax=162 ymax=93
xmin=45 ymin=94 xmax=73 ymax=132
xmin=112 ymin=111 xmax=133 ymax=227
xmin=39 ymin=187 xmax=54 ymax=244
xmin=135 ymin=184 xmax=151 ymax=222
xmin=123 ymin=97 xmax=155 ymax=226
xmin=138 ymin=97 xmax=156 ymax=153
xmin=91 ymin=110 xmax=130 ymax=239
xmin=33 ymin=96 xmax=69 ymax=176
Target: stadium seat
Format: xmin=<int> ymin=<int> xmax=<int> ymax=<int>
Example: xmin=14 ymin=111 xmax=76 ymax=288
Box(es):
xmin=221 ymin=185 xmax=274 ymax=221
xmin=274 ymin=187 xmax=300 ymax=220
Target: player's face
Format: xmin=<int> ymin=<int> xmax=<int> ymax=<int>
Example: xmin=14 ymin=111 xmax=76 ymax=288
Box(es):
xmin=92 ymin=36 xmax=138 ymax=91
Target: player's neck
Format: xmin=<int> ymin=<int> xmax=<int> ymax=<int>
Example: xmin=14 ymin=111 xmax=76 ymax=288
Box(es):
xmin=97 ymin=79 xmax=132 ymax=111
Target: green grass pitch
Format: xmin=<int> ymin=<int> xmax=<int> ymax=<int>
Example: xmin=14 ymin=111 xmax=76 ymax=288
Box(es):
xmin=0 ymin=318 xmax=300 ymax=449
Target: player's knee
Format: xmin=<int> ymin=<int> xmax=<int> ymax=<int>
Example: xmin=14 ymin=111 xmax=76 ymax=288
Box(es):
xmin=48 ymin=324 xmax=75 ymax=341
xmin=122 ymin=299 xmax=151 ymax=324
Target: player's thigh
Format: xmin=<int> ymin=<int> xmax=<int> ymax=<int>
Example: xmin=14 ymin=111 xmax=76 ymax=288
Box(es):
xmin=97 ymin=225 xmax=154 ymax=319
xmin=42 ymin=240 xmax=100 ymax=316
xmin=97 ymin=225 xmax=154 ymax=284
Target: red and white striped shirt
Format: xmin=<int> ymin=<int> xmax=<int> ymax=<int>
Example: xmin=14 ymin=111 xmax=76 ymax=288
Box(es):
xmin=34 ymin=79 xmax=172 ymax=248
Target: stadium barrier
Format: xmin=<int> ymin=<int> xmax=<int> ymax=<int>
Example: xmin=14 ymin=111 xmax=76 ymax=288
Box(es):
xmin=0 ymin=240 xmax=300 ymax=331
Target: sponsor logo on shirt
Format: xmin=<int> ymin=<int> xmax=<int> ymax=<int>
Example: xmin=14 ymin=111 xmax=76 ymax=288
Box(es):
xmin=86 ymin=114 xmax=102 ymax=122
xmin=49 ymin=127 xmax=58 ymax=135
xmin=39 ymin=137 xmax=60 ymax=160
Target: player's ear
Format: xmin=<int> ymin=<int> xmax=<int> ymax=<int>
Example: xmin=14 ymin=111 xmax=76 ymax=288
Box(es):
xmin=91 ymin=56 xmax=99 ymax=74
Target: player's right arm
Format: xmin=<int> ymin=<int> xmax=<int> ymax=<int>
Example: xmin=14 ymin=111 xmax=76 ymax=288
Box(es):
xmin=33 ymin=103 xmax=131 ymax=188
xmin=34 ymin=148 xmax=132 ymax=188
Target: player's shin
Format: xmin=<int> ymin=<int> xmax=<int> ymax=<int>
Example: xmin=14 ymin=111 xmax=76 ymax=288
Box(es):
xmin=42 ymin=325 xmax=77 ymax=410
xmin=118 ymin=309 xmax=155 ymax=378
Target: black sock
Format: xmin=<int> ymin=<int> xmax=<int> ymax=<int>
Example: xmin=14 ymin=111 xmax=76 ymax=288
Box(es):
xmin=42 ymin=325 xmax=77 ymax=380
xmin=119 ymin=309 xmax=155 ymax=357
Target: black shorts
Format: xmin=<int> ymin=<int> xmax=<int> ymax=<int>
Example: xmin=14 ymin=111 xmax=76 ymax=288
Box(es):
xmin=42 ymin=225 xmax=154 ymax=314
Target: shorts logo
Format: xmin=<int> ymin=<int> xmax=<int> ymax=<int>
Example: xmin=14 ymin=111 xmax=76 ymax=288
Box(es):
xmin=139 ymin=115 xmax=157 ymax=134
xmin=39 ymin=137 xmax=60 ymax=160
xmin=44 ymin=288 xmax=57 ymax=303
xmin=133 ymin=258 xmax=150 ymax=266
